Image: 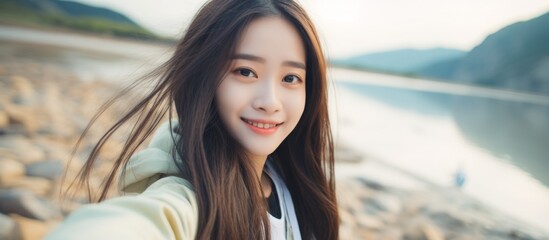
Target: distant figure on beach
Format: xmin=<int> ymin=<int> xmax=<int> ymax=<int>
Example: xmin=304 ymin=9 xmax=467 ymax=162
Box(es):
xmin=45 ymin=0 xmax=339 ymax=239
xmin=454 ymin=165 xmax=466 ymax=188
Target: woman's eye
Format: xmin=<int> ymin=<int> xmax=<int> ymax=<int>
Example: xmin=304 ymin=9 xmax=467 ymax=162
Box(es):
xmin=236 ymin=68 xmax=257 ymax=78
xmin=282 ymin=75 xmax=302 ymax=84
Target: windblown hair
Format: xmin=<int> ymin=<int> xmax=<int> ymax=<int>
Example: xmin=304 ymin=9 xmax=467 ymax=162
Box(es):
xmin=68 ymin=0 xmax=338 ymax=239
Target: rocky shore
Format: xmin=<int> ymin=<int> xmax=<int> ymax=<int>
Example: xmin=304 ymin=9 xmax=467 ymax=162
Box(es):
xmin=1 ymin=56 xmax=548 ymax=239
xmin=0 ymin=57 xmax=131 ymax=239
xmin=336 ymin=172 xmax=548 ymax=240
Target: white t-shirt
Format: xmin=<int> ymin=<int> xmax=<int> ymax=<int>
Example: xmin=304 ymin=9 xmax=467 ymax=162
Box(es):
xmin=265 ymin=160 xmax=302 ymax=240
xmin=267 ymin=181 xmax=286 ymax=239
xmin=266 ymin=168 xmax=286 ymax=240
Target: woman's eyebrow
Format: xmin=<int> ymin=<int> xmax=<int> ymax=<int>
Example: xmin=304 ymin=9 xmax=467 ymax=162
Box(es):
xmin=232 ymin=53 xmax=306 ymax=70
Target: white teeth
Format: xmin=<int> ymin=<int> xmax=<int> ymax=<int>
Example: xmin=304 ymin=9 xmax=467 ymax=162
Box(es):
xmin=244 ymin=119 xmax=278 ymax=129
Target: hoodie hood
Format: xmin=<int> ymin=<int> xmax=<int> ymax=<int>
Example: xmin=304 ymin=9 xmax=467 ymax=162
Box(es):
xmin=119 ymin=120 xmax=182 ymax=193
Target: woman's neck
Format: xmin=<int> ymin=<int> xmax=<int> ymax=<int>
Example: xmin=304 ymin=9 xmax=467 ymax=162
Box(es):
xmin=248 ymin=154 xmax=272 ymax=198
xmin=260 ymin=172 xmax=272 ymax=198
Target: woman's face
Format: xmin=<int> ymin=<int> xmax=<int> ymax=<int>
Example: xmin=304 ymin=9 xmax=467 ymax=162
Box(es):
xmin=216 ymin=16 xmax=306 ymax=163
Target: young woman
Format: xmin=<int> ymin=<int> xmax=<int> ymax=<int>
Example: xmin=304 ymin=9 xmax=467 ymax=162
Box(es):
xmin=46 ymin=0 xmax=339 ymax=239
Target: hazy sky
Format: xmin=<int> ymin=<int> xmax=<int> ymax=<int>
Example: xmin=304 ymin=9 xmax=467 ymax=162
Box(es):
xmin=76 ymin=0 xmax=549 ymax=58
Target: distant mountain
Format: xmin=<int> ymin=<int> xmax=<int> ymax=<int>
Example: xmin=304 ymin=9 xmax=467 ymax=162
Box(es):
xmin=334 ymin=12 xmax=549 ymax=95
xmin=5 ymin=0 xmax=139 ymax=26
xmin=57 ymin=1 xmax=138 ymax=26
xmin=332 ymin=48 xmax=466 ymax=75
xmin=445 ymin=12 xmax=549 ymax=94
xmin=418 ymin=58 xmax=461 ymax=80
xmin=0 ymin=0 xmax=161 ymax=40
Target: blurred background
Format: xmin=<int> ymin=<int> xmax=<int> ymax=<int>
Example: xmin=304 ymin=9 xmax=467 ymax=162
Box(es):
xmin=0 ymin=0 xmax=548 ymax=239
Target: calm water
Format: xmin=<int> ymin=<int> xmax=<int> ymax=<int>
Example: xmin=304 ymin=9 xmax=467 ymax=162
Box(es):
xmin=2 ymin=26 xmax=548 ymax=230
xmin=338 ymin=79 xmax=549 ymax=187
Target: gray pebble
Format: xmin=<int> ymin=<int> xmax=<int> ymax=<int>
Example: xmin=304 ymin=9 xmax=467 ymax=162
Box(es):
xmin=0 ymin=189 xmax=62 ymax=221
xmin=25 ymin=160 xmax=64 ymax=180
xmin=0 ymin=212 xmax=21 ymax=240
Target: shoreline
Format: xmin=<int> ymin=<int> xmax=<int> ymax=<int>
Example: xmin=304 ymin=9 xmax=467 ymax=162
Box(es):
xmin=0 ymin=22 xmax=175 ymax=47
xmin=0 ymin=25 xmax=173 ymax=61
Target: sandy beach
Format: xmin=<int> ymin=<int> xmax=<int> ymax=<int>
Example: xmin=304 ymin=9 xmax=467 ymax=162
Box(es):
xmin=1 ymin=27 xmax=548 ymax=239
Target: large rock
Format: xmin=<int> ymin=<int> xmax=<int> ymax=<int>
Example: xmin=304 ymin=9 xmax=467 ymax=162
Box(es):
xmin=338 ymin=224 xmax=355 ymax=240
xmin=356 ymin=229 xmax=375 ymax=240
xmin=3 ymin=105 xmax=41 ymax=135
xmin=37 ymin=123 xmax=76 ymax=138
xmin=0 ymin=136 xmax=45 ymax=164
xmin=0 ymin=124 xmax=28 ymax=135
xmin=31 ymin=139 xmax=71 ymax=163
xmin=0 ymin=213 xmax=21 ymax=240
xmin=26 ymin=160 xmax=64 ymax=180
xmin=0 ymin=110 xmax=9 ymax=129
xmin=376 ymin=228 xmax=403 ymax=240
xmin=9 ymin=76 xmax=36 ymax=105
xmin=402 ymin=216 xmax=435 ymax=240
xmin=337 ymin=179 xmax=372 ymax=212
xmin=356 ymin=215 xmax=384 ymax=230
xmin=427 ymin=209 xmax=469 ymax=230
xmin=0 ymin=158 xmax=25 ymax=187
xmin=4 ymin=176 xmax=53 ymax=196
xmin=401 ymin=216 xmax=450 ymax=240
xmin=357 ymin=177 xmax=387 ymax=191
xmin=339 ymin=191 xmax=364 ymax=213
xmin=422 ymin=223 xmax=445 ymax=240
xmin=376 ymin=212 xmax=398 ymax=225
xmin=11 ymin=214 xmax=57 ymax=240
xmin=338 ymin=208 xmax=357 ymax=228
xmin=0 ymin=189 xmax=62 ymax=221
xmin=485 ymin=227 xmax=539 ymax=240
xmin=369 ymin=192 xmax=403 ymax=214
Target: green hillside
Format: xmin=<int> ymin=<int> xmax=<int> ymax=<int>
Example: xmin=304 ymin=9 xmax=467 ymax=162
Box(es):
xmin=448 ymin=12 xmax=549 ymax=94
xmin=0 ymin=0 xmax=161 ymax=40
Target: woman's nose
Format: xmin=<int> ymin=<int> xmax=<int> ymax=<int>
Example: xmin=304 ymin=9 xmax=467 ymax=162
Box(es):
xmin=252 ymin=79 xmax=282 ymax=114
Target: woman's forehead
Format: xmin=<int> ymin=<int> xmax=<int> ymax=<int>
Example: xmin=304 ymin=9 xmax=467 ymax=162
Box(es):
xmin=234 ymin=17 xmax=306 ymax=64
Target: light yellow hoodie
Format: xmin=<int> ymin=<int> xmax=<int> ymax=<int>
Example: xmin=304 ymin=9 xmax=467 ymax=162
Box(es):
xmin=46 ymin=121 xmax=300 ymax=240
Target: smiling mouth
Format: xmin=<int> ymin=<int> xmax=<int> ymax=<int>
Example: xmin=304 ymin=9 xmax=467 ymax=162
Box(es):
xmin=240 ymin=117 xmax=283 ymax=129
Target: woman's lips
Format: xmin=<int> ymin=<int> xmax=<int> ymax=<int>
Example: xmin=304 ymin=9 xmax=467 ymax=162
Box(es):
xmin=241 ymin=117 xmax=283 ymax=135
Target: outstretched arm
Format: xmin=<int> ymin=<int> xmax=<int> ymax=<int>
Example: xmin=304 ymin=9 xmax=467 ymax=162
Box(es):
xmin=46 ymin=177 xmax=198 ymax=240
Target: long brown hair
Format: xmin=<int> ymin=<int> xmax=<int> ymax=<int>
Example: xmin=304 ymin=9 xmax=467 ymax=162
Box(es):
xmin=68 ymin=0 xmax=338 ymax=239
